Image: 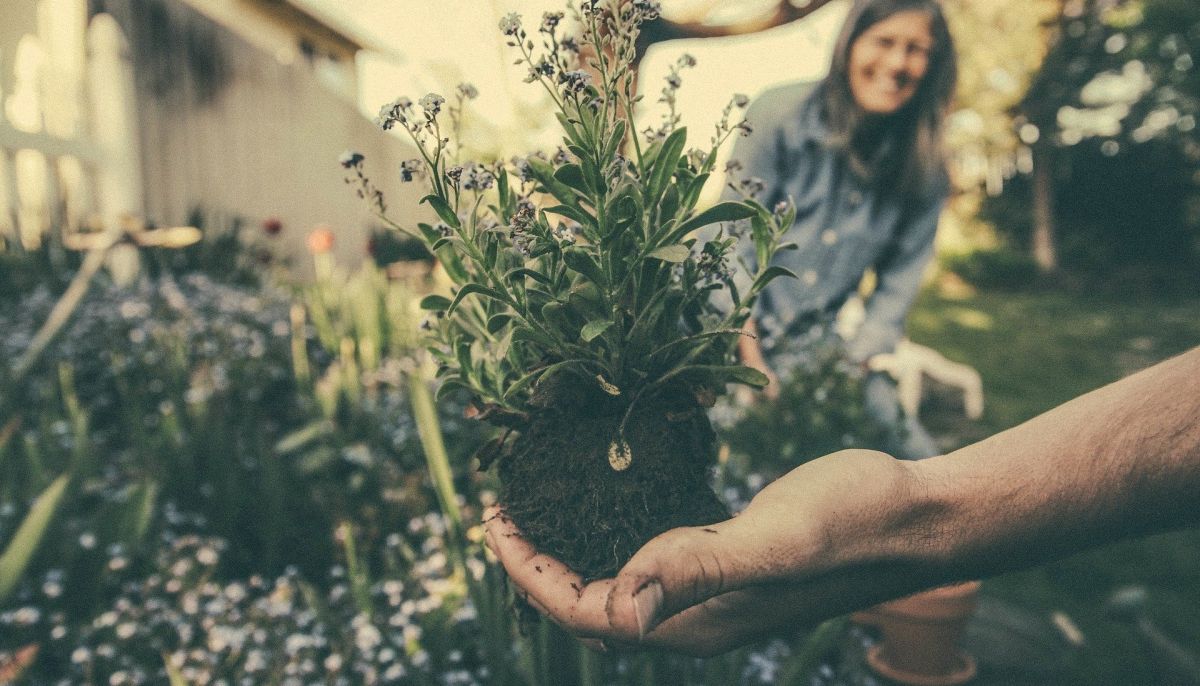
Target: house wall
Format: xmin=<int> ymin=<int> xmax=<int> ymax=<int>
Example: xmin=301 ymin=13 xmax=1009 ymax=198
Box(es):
xmin=173 ymin=0 xmax=359 ymax=101
xmin=91 ymin=0 xmax=426 ymax=277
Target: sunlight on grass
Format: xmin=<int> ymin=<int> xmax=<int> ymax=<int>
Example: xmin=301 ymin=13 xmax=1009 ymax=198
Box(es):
xmin=943 ymin=306 xmax=994 ymax=331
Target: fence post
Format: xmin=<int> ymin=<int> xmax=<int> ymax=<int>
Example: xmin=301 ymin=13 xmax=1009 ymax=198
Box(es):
xmin=86 ymin=13 xmax=142 ymax=235
xmin=0 ymin=149 xmax=21 ymax=251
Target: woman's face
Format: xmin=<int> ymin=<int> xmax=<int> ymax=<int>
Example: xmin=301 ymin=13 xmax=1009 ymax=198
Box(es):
xmin=848 ymin=10 xmax=934 ymax=115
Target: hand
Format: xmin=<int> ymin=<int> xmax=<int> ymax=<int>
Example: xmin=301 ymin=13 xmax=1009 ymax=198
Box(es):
xmin=484 ymin=450 xmax=926 ymax=656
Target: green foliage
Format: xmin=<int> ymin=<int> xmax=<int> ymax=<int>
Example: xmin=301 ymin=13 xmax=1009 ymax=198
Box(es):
xmin=0 ymin=475 xmax=69 ymax=605
xmin=353 ymin=1 xmax=792 ymax=428
xmin=997 ymin=0 xmax=1200 ymax=271
xmin=939 ymin=247 xmax=1041 ymax=290
xmin=721 ymin=343 xmax=891 ymax=480
xmin=143 ymin=207 xmax=283 ymax=287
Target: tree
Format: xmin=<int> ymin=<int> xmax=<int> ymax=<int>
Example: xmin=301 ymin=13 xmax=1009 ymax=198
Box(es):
xmin=1015 ymin=0 xmax=1200 ymax=273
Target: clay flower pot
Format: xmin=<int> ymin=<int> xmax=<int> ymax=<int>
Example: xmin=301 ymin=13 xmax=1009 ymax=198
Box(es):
xmin=852 ymin=580 xmax=981 ymax=686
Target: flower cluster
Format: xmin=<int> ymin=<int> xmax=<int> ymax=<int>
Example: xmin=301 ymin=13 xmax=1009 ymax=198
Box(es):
xmin=460 ymin=162 xmax=495 ymax=191
xmin=374 ymin=97 xmax=413 ymax=131
xmin=341 ymin=149 xmax=386 ymax=213
xmin=2 ymin=518 xmax=492 ymax=685
xmin=348 ymin=0 xmax=792 ymax=459
xmin=399 ymin=158 xmax=424 ymax=183
xmin=711 ymin=92 xmax=754 ymax=148
xmin=647 ymin=52 xmax=733 ymax=144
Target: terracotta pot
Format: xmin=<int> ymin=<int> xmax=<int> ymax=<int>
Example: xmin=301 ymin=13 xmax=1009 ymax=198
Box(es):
xmin=851 ymin=580 xmax=981 ymax=686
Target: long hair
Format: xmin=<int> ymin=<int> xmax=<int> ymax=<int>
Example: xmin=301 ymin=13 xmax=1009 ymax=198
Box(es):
xmin=820 ymin=0 xmax=957 ymax=203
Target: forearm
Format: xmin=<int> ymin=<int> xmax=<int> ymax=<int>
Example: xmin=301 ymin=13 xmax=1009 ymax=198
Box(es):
xmin=887 ymin=346 xmax=1200 ymax=581
xmin=745 ymin=347 xmax=1200 ymax=628
xmin=502 ymin=349 xmax=1200 ymax=651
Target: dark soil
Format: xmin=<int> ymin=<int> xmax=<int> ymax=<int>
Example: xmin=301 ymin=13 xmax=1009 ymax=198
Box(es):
xmin=497 ymin=380 xmax=729 ymax=580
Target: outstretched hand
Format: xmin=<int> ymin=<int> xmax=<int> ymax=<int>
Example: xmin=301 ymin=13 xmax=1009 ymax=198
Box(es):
xmin=484 ymin=347 xmax=1200 ymax=657
xmin=483 ymin=450 xmax=927 ymax=656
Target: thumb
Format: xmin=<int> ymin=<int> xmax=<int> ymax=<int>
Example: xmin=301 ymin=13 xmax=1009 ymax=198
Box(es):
xmin=604 ymin=518 xmax=760 ymax=641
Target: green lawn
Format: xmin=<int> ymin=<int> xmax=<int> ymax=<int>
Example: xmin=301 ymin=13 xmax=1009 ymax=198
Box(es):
xmin=907 ymin=285 xmax=1200 ymax=685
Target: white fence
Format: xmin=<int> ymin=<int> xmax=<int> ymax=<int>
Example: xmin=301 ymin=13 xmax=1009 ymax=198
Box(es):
xmin=1 ymin=0 xmax=424 ymax=275
xmin=0 ymin=0 xmax=140 ymax=250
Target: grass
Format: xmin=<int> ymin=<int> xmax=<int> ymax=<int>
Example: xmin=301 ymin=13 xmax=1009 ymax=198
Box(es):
xmin=907 ymin=282 xmax=1200 ymax=685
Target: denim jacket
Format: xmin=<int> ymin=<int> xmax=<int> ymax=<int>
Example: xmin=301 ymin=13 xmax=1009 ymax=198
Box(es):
xmin=721 ymin=81 xmax=946 ymax=364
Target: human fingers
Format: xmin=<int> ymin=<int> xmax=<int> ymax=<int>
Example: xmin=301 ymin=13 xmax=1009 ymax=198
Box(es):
xmin=483 ymin=506 xmax=616 ymax=637
xmin=601 ymin=455 xmax=895 ymax=641
xmin=603 ymin=516 xmax=777 ymax=641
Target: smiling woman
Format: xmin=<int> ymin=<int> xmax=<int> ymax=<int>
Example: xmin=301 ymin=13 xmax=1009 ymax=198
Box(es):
xmin=847 ymin=10 xmax=933 ymax=114
xmin=727 ymin=0 xmax=958 ymax=461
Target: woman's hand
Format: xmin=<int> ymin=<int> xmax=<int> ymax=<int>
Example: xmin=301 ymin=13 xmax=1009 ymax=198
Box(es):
xmin=484 ymin=450 xmax=929 ymax=656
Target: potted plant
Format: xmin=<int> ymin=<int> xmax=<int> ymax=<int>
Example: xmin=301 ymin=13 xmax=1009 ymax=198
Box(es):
xmin=343 ymin=0 xmax=796 ymax=580
xmin=853 ymin=581 xmax=981 ymax=686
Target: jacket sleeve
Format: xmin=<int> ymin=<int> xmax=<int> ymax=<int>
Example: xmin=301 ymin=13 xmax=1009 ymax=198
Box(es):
xmin=845 ymin=190 xmax=945 ymax=363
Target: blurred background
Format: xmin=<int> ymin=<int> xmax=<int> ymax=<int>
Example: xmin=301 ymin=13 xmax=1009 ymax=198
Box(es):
xmin=1 ymin=0 xmax=1199 ymax=684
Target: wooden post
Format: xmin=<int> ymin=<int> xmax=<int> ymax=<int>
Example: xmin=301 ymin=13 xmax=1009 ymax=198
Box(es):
xmin=0 ymin=149 xmax=21 ymax=252
xmin=1031 ymin=144 xmax=1058 ymax=274
xmin=86 ymin=13 xmax=143 ymax=235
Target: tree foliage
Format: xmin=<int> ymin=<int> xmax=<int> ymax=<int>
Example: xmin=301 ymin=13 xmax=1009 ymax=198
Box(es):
xmin=983 ymin=0 xmax=1200 ymax=272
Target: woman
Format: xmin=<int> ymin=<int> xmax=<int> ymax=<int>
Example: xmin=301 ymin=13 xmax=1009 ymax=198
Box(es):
xmin=728 ymin=0 xmax=958 ymax=459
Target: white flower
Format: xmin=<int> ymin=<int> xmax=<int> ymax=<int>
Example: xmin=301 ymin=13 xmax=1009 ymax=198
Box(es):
xmin=499 ymin=12 xmax=522 ymax=36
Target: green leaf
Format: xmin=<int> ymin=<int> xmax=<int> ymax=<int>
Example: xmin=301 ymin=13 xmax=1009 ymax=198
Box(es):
xmin=554 ymin=164 xmax=589 ymax=194
xmin=126 ymin=479 xmax=159 ymax=547
xmin=275 ymin=419 xmax=335 ymax=454
xmin=543 ymin=204 xmax=596 ymax=230
xmin=667 ymin=364 xmax=770 ymax=388
xmin=447 ymin=283 xmax=507 ymax=316
xmin=580 ymin=320 xmax=614 ymax=342
xmin=659 ymin=182 xmax=681 ymax=223
xmin=555 ymin=112 xmax=585 ymax=148
xmin=751 ymin=265 xmax=798 ymax=294
xmin=662 ymin=201 xmax=757 ymax=246
xmin=503 ymin=359 xmax=592 ymax=402
xmin=456 ymin=340 xmax=474 ymax=382
xmin=0 ymin=475 xmax=70 ymax=604
xmin=437 ymin=250 xmax=470 ymax=284
xmin=682 ymin=172 xmax=710 ymax=209
xmin=504 ymin=267 xmax=551 ymax=284
xmin=492 ymin=329 xmax=514 ymax=362
xmin=434 ymin=376 xmax=470 ymax=403
xmin=647 ymin=244 xmax=690 ymax=263
xmin=511 ymin=325 xmax=557 ymax=349
xmin=647 ymin=329 xmax=747 ymax=362
xmin=540 ymin=301 xmax=571 ymax=331
xmin=527 ymin=157 xmax=581 ymax=206
xmin=497 ymin=167 xmax=510 ymax=206
xmin=419 ymin=294 xmax=453 ymax=311
xmin=649 ymin=127 xmax=687 ymax=203
xmin=487 ymin=313 xmax=512 ymax=334
xmin=420 ymin=194 xmax=460 ymax=228
xmin=484 ymin=236 xmax=499 ymax=271
xmin=603 ymin=119 xmax=627 ymax=160
xmin=562 ymin=247 xmax=607 ymax=287
xmin=417 ymin=222 xmax=441 ymax=242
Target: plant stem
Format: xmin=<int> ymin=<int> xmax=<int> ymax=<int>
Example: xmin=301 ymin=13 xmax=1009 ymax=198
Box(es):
xmin=406 ymin=365 xmax=464 ymax=545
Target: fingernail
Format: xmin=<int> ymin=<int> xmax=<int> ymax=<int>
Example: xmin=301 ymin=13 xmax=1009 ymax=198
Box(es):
xmin=632 ymin=580 xmax=663 ymax=639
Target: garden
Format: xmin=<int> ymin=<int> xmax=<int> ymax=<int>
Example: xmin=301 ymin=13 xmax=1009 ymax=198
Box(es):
xmin=3 ymin=0 xmax=1200 ymax=684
